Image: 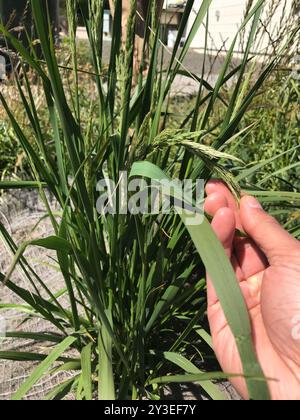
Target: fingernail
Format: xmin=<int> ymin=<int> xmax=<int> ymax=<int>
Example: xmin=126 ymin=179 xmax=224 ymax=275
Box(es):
xmin=245 ymin=196 xmax=263 ymax=209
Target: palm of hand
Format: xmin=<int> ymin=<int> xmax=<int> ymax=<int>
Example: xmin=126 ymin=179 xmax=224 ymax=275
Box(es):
xmin=205 ymin=182 xmax=300 ymax=400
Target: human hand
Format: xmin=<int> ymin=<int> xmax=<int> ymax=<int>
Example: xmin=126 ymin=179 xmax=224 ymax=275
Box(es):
xmin=205 ymin=180 xmax=300 ymax=400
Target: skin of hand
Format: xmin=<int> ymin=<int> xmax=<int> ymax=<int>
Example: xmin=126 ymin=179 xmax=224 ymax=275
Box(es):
xmin=205 ymin=180 xmax=300 ymax=400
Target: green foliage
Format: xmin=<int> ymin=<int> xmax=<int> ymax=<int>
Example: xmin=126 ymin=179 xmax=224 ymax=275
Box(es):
xmin=236 ymin=74 xmax=300 ymax=192
xmin=0 ymin=122 xmax=25 ymax=178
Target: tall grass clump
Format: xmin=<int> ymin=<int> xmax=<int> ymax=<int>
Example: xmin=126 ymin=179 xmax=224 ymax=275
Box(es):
xmin=0 ymin=0 xmax=299 ymax=400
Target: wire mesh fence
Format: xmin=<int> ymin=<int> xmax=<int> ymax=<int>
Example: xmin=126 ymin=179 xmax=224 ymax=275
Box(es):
xmin=0 ymin=190 xmax=76 ymax=400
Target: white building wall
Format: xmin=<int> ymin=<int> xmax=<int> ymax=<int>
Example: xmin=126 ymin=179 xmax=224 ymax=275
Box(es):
xmin=187 ymin=0 xmax=247 ymax=50
xmin=184 ymin=0 xmax=295 ymax=54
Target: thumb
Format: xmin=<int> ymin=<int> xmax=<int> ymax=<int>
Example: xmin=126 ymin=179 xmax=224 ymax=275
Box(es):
xmin=240 ymin=195 xmax=299 ymax=264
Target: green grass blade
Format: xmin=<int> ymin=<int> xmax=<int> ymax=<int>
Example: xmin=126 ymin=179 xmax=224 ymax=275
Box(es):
xmin=4 ymin=236 xmax=73 ymax=285
xmin=81 ymin=342 xmax=93 ymax=400
xmin=148 ymin=372 xmax=240 ymax=386
xmin=163 ymin=352 xmax=227 ymax=400
xmin=0 ymin=181 xmax=46 ymax=189
xmin=98 ymin=310 xmax=115 ymax=400
xmin=195 ymin=329 xmax=213 ymax=349
xmin=44 ymin=376 xmax=78 ymax=401
xmin=0 ymin=351 xmax=77 ymax=364
xmin=12 ymin=336 xmax=77 ymax=400
xmin=223 ymin=2 xmax=263 ymax=127
xmin=4 ymin=332 xmax=63 ymax=344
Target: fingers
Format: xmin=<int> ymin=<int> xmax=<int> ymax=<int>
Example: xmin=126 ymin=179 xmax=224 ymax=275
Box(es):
xmin=205 ymin=181 xmax=269 ymax=277
xmin=234 ymin=237 xmax=269 ymax=278
xmin=204 ymin=185 xmax=235 ymax=258
xmin=205 ymin=193 xmax=245 ymax=281
xmin=204 ymin=191 xmax=228 ymax=216
xmin=211 ymin=207 xmax=236 ymax=258
xmin=240 ymin=196 xmax=300 ymax=264
xmin=206 ymin=180 xmax=243 ymax=230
